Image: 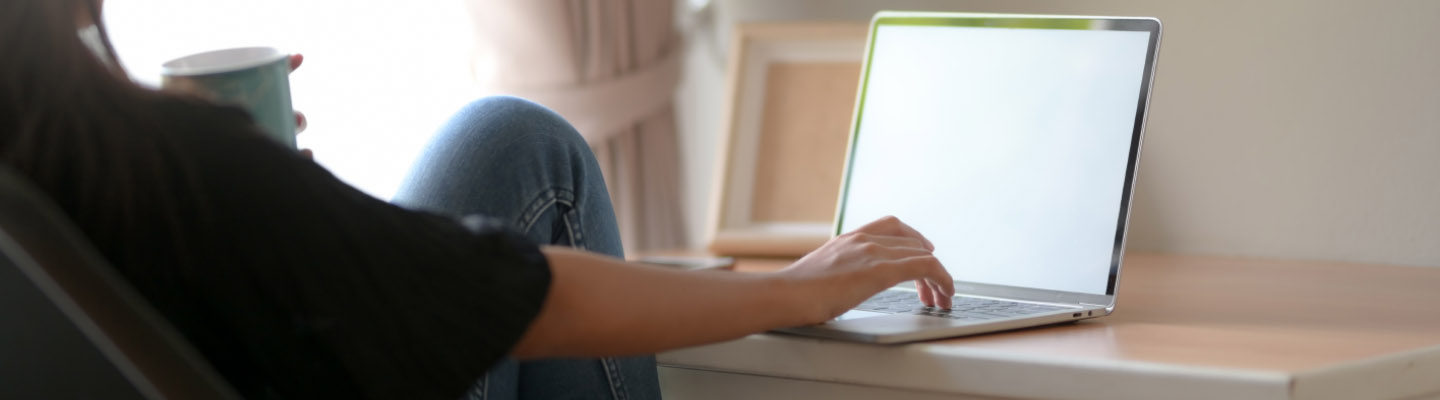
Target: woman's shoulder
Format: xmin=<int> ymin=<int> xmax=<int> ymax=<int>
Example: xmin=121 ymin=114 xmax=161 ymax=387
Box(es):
xmin=134 ymin=92 xmax=288 ymax=159
xmin=144 ymin=92 xmax=256 ymax=132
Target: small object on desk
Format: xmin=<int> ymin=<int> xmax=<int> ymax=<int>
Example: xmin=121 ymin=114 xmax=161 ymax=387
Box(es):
xmin=637 ymin=256 xmax=736 ymax=271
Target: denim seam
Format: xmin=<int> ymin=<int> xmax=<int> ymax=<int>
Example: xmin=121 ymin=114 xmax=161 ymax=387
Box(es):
xmin=516 ymin=187 xmax=581 ymax=248
xmin=560 ymin=211 xmax=581 ymax=248
xmin=600 ymin=357 xmax=627 ymax=400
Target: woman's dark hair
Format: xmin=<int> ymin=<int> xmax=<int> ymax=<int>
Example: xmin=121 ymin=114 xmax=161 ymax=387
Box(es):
xmin=1 ymin=0 xmax=207 ymax=262
xmin=2 ymin=0 xmax=138 ymax=150
xmin=2 ymin=0 xmax=152 ymax=177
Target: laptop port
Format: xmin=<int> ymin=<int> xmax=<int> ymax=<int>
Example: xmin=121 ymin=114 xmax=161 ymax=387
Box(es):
xmin=1073 ymin=312 xmax=1083 ymax=318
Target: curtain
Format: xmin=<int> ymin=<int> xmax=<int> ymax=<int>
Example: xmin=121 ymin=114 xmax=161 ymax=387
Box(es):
xmin=464 ymin=0 xmax=686 ymax=254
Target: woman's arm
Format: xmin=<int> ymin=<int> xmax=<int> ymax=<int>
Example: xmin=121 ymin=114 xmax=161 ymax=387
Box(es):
xmin=512 ymin=216 xmax=953 ymax=358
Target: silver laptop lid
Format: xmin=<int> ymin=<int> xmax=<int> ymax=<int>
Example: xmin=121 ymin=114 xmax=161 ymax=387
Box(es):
xmin=833 ymin=12 xmax=1162 ymax=308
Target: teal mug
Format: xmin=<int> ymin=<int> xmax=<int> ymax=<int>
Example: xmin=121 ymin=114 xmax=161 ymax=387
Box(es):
xmin=161 ymin=47 xmax=295 ymax=148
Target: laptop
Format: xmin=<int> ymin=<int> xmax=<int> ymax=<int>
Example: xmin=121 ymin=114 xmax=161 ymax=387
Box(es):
xmin=777 ymin=11 xmax=1163 ymax=344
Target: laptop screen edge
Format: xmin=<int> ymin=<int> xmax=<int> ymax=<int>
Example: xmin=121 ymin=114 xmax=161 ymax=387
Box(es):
xmin=830 ymin=11 xmax=1164 ymax=306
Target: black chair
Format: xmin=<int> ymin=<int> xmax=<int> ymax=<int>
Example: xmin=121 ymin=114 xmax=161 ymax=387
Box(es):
xmin=0 ymin=166 xmax=240 ymax=400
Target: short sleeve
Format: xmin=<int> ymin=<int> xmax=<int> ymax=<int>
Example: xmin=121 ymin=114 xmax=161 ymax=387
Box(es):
xmin=157 ymin=102 xmax=550 ymax=399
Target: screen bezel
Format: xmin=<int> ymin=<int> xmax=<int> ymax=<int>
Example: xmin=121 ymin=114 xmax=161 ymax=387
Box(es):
xmin=831 ymin=11 xmax=1163 ymax=305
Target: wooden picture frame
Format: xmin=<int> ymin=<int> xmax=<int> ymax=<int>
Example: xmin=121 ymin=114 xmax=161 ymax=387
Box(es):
xmin=706 ymin=22 xmax=870 ymax=257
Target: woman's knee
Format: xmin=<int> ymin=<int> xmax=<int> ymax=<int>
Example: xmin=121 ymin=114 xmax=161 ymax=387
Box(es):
xmin=442 ymin=95 xmax=590 ymax=153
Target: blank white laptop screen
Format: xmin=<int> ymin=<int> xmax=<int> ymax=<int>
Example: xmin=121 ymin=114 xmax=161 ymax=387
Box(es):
xmin=837 ymin=23 xmax=1152 ymax=295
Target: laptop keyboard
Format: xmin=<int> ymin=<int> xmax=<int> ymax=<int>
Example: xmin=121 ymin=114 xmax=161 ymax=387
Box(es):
xmin=856 ymin=289 xmax=1069 ymax=321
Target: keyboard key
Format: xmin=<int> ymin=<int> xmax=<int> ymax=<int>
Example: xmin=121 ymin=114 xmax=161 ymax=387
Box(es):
xmin=858 ymin=289 xmax=1075 ymax=319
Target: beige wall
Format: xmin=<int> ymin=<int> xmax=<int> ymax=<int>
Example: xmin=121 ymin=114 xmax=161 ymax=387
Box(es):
xmin=675 ymin=0 xmax=1440 ymax=267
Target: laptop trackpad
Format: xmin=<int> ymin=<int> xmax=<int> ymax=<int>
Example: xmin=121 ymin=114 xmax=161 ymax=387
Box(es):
xmin=835 ymin=310 xmax=890 ymax=321
xmin=826 ymin=313 xmax=964 ymax=335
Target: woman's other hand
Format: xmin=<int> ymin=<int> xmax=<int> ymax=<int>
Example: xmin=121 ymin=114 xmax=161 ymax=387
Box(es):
xmin=778 ymin=216 xmax=954 ymax=324
xmin=289 ymin=54 xmax=313 ymax=159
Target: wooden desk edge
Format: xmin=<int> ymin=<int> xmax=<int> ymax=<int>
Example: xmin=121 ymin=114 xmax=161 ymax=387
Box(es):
xmin=662 ymin=334 xmax=1440 ymax=400
xmin=659 ymin=334 xmax=1293 ymax=400
xmin=1292 ymin=343 xmax=1440 ymax=400
xmin=640 ymin=251 xmax=1440 ymax=399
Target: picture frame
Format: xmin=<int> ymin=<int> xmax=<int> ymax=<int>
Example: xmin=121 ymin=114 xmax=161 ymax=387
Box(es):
xmin=706 ymin=22 xmax=870 ymax=257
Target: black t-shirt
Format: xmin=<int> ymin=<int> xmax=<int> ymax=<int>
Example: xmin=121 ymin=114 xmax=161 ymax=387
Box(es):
xmin=13 ymin=97 xmax=551 ymax=399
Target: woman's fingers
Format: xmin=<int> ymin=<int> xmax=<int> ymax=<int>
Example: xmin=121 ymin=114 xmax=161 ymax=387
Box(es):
xmin=851 ymin=223 xmax=948 ymax=309
xmin=867 ymin=242 xmax=932 ymax=260
xmin=854 ymin=257 xmax=951 ymax=310
xmin=924 ymin=261 xmax=955 ymax=300
xmin=288 ymin=55 xmax=307 ymax=147
xmin=882 ymin=255 xmax=952 ymax=301
xmin=787 ymin=226 xmax=950 ymax=318
xmin=926 ymin=278 xmax=953 ymax=308
xmin=289 ymin=54 xmax=307 ymax=155
xmin=852 ymin=233 xmax=928 ymax=251
xmin=918 ymin=279 xmax=948 ymax=309
xmin=855 ymin=216 xmax=935 ymax=251
xmin=914 ymin=279 xmax=935 ymax=307
xmin=289 ymin=55 xmax=306 ymax=136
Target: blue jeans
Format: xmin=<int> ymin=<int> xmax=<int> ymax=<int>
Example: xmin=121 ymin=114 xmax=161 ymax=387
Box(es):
xmin=392 ymin=96 xmax=662 ymax=400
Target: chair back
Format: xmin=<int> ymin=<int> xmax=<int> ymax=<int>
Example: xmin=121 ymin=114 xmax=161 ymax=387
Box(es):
xmin=0 ymin=166 xmax=241 ymax=400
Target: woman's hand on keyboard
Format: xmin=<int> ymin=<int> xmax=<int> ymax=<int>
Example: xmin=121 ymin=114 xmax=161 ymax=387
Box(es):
xmin=779 ymin=216 xmax=954 ymax=324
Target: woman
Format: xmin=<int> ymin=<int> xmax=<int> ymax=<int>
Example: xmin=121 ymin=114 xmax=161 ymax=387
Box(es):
xmin=0 ymin=0 xmax=955 ymax=399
